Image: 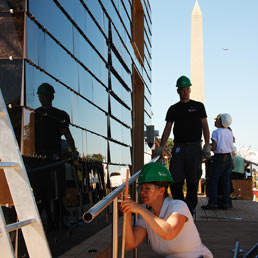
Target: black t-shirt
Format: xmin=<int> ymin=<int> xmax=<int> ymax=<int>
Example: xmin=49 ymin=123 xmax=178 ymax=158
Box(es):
xmin=165 ymin=100 xmax=207 ymax=143
xmin=34 ymin=107 xmax=70 ymax=156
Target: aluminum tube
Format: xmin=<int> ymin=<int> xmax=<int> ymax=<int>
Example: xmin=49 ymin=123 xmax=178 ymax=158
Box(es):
xmin=242 ymin=242 xmax=258 ymax=258
xmin=0 ymin=162 xmax=19 ymax=169
xmin=7 ymin=218 xmax=36 ymax=232
xmin=83 ymin=156 xmax=160 ymax=223
xmin=27 ymin=159 xmax=67 ymax=174
xmin=112 ymin=197 xmax=118 ymax=258
xmin=233 ymin=241 xmax=240 ymax=258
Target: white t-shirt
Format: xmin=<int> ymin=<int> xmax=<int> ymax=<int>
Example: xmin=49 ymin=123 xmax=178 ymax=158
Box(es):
xmin=211 ymin=128 xmax=234 ymax=154
xmin=136 ymin=198 xmax=213 ymax=258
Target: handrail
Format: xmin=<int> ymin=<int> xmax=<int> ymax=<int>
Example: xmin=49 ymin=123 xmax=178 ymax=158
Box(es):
xmin=27 ymin=159 xmax=67 ymax=174
xmin=247 ymin=160 xmax=258 ymax=167
xmin=82 ymin=155 xmax=160 ymax=223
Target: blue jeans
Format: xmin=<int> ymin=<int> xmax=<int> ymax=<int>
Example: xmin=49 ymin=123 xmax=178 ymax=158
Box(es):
xmin=208 ymin=154 xmax=232 ymax=207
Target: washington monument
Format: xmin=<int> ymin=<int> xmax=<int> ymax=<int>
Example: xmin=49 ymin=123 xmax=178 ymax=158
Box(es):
xmin=191 ymin=0 xmax=204 ymax=103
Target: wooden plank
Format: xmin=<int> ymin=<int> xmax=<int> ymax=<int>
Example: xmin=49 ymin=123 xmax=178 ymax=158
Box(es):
xmin=232 ymin=200 xmax=258 ymax=221
xmin=214 ymin=209 xmax=228 ymax=221
xmin=196 ymin=196 xmax=207 ymax=221
xmin=196 ymin=222 xmax=258 ymax=258
xmin=196 ymin=197 xmax=258 ymax=222
xmin=223 ymin=207 xmax=242 ymax=221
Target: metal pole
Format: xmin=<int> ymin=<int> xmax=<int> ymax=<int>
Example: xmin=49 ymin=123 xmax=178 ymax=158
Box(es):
xmin=134 ymin=182 xmax=139 ymax=258
xmin=233 ymin=241 xmax=240 ymax=258
xmin=242 ymin=242 xmax=258 ymax=258
xmin=83 ymin=156 xmax=160 ymax=223
xmin=7 ymin=218 xmax=36 ymax=232
xmin=112 ymin=197 xmax=118 ymax=258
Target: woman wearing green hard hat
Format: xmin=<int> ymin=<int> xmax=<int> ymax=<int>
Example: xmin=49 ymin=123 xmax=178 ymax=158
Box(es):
xmin=121 ymin=162 xmax=213 ymax=258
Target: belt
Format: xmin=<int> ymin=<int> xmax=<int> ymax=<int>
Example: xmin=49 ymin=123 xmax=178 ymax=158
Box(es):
xmin=175 ymin=141 xmax=201 ymax=145
xmin=214 ymin=153 xmax=230 ymax=155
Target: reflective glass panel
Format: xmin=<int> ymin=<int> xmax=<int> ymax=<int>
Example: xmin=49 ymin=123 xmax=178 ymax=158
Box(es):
xmin=144 ymin=111 xmax=152 ymax=126
xmin=69 ymin=126 xmax=83 ymax=157
xmin=0 ymin=59 xmax=22 ymax=105
xmin=25 ymin=62 xmax=37 ymax=108
xmin=84 ymin=0 xmax=103 ymax=28
xmin=0 ymin=59 xmax=22 ymax=144
xmin=74 ymin=1 xmax=86 ymax=35
xmin=111 ymin=73 xmax=132 ymax=109
xmin=25 ymin=62 xmax=72 ymax=118
xmin=77 ymin=97 xmax=107 ymax=137
xmin=110 ymin=142 xmax=131 ymax=165
xmin=0 ymin=0 xmax=24 ymax=11
xmin=111 ymin=25 xmax=131 ymax=74
xmin=122 ymin=0 xmax=131 ymax=20
xmin=110 ymin=118 xmax=132 ymax=146
xmin=108 ymin=165 xmax=130 ymax=180
xmin=102 ymin=12 xmax=109 ymax=38
xmin=28 ymin=0 xmax=73 ymax=52
xmin=119 ymin=2 xmax=130 ymax=36
xmin=100 ymin=58 xmax=108 ymax=87
xmin=110 ymin=118 xmax=122 ymax=142
xmin=144 ymin=84 xmax=151 ymax=103
xmin=111 ymin=51 xmax=131 ymax=89
xmin=27 ymin=17 xmax=39 ymax=64
xmin=121 ymin=125 xmax=132 ymax=146
xmin=110 ymin=96 xmax=132 ymax=127
xmin=144 ymin=97 xmax=152 ymax=117
xmin=53 ymin=85 xmax=72 ymax=119
xmin=22 ymin=108 xmax=35 ymax=156
xmin=100 ymin=0 xmax=119 ymax=30
xmin=57 ymin=0 xmax=74 ymax=21
xmin=86 ymin=133 xmax=107 ymax=161
xmin=144 ymin=44 xmax=151 ymax=68
xmin=92 ymin=78 xmax=108 ymax=111
xmin=85 ymin=10 xmax=107 ymax=61
xmin=144 ymin=59 xmax=151 ymax=80
xmin=0 ymin=12 xmax=24 ymax=57
xmin=79 ymin=65 xmax=93 ymax=101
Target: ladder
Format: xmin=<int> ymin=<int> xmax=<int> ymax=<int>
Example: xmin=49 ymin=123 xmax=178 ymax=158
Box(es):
xmin=0 ymin=90 xmax=52 ymax=258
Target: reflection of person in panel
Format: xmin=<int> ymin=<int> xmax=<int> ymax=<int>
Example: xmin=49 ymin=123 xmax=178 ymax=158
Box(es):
xmin=34 ymin=83 xmax=78 ymax=231
xmin=35 ymin=83 xmax=76 ymax=157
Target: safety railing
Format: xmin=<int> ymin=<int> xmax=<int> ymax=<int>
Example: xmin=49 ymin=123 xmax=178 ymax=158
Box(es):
xmin=82 ymin=155 xmax=160 ymax=258
xmin=248 ymin=161 xmax=258 ymax=175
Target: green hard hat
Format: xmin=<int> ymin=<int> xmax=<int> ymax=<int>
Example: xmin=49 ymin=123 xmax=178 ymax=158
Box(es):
xmin=138 ymin=162 xmax=174 ymax=184
xmin=176 ymin=76 xmax=192 ymax=88
xmin=37 ymin=83 xmax=55 ymax=95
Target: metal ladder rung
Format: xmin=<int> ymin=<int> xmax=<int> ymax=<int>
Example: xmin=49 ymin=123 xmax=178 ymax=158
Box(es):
xmin=0 ymin=162 xmax=20 ymax=169
xmin=6 ymin=218 xmax=36 ymax=232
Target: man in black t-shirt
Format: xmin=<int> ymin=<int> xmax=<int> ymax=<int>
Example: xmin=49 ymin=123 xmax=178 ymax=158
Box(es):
xmin=156 ymin=76 xmax=211 ymax=214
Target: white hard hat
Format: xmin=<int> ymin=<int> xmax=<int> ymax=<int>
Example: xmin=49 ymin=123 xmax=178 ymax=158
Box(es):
xmin=220 ymin=113 xmax=232 ymax=128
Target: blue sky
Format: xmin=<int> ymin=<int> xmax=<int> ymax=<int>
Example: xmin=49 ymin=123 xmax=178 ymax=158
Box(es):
xmin=150 ymin=0 xmax=258 ymax=162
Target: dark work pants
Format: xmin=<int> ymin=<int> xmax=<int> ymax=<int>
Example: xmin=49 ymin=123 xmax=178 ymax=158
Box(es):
xmin=208 ymin=154 xmax=232 ymax=207
xmin=169 ymin=142 xmax=202 ymax=213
